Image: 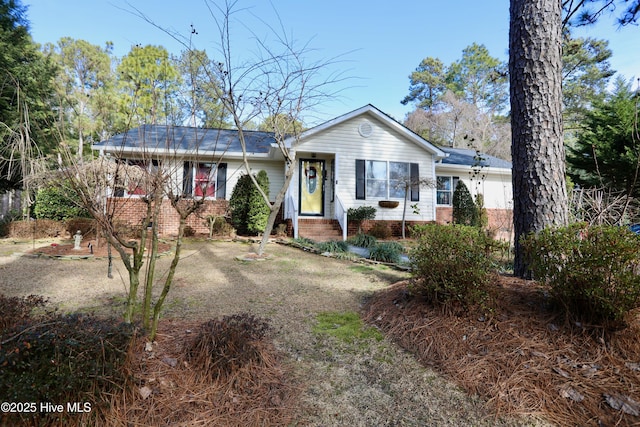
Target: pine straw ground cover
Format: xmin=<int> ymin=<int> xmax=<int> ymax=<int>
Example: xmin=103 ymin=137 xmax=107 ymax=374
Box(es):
xmin=362 ymin=274 xmax=640 ymax=426
xmin=100 ymin=318 xmax=299 ymax=427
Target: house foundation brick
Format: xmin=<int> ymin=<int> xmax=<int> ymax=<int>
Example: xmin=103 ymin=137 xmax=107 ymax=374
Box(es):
xmin=108 ymin=198 xmax=229 ymax=237
xmin=436 ymin=207 xmax=513 ymax=241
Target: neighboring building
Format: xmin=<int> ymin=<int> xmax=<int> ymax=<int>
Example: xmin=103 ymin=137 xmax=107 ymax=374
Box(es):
xmin=92 ymin=105 xmax=513 ymax=241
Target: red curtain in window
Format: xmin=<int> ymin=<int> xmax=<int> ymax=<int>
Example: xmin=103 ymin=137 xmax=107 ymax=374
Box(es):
xmin=194 ymin=164 xmax=215 ymax=197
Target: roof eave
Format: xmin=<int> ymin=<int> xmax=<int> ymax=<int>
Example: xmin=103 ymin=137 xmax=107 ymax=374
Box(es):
xmin=436 ymin=163 xmax=512 ymax=175
xmin=91 ymin=145 xmax=273 ymax=160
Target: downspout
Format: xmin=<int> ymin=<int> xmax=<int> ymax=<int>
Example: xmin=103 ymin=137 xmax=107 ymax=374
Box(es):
xmin=432 ymin=157 xmax=438 ymax=221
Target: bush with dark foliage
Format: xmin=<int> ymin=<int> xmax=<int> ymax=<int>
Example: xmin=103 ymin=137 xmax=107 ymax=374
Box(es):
xmin=0 ymin=296 xmax=135 ymax=425
xmin=34 ymin=184 xmax=90 ymax=221
xmin=0 ymin=294 xmax=47 ymax=332
xmin=368 ymin=222 xmax=392 ymax=239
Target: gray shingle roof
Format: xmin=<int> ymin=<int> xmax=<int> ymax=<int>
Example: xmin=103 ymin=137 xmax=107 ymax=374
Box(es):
xmin=439 ymin=147 xmax=512 ymax=169
xmin=92 ymin=125 xmax=276 ymax=154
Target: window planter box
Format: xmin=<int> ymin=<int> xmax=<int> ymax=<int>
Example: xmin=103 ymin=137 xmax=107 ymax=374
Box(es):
xmin=378 ymin=200 xmax=399 ymax=208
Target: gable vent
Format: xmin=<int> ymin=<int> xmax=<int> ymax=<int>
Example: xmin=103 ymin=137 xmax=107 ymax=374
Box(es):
xmin=358 ymin=121 xmax=373 ymax=137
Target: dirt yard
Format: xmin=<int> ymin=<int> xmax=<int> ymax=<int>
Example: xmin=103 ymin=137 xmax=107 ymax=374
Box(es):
xmin=0 ymin=238 xmax=547 ymax=426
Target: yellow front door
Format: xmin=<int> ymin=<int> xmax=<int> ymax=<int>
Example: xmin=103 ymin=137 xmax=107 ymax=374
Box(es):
xmin=300 ymin=159 xmax=324 ymax=216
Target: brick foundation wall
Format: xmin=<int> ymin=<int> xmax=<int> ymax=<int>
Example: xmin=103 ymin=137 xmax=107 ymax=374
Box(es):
xmin=347 ymin=220 xmax=436 ymax=238
xmin=108 ymin=198 xmax=229 ymax=237
xmin=436 ymin=207 xmax=513 ymax=241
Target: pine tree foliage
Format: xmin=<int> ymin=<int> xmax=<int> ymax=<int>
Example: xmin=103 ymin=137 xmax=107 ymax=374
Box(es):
xmin=567 ymin=78 xmax=640 ymax=197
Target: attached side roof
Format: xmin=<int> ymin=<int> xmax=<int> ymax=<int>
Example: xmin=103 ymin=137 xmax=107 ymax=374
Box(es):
xmin=438 ymin=147 xmax=512 ymax=169
xmin=290 ymin=104 xmax=447 ymax=159
xmin=92 ymin=125 xmax=277 ymax=156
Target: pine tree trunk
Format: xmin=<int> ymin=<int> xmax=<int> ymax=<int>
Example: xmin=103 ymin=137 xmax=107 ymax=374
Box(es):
xmin=509 ymin=0 xmax=568 ymax=277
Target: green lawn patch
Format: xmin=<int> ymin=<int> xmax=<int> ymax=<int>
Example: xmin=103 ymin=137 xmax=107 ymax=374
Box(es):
xmin=313 ymin=311 xmax=383 ymax=343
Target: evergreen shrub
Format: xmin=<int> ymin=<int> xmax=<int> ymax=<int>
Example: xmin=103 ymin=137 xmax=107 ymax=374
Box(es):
xmin=452 ymin=181 xmax=475 ymax=226
xmin=229 ymin=171 xmax=270 ymax=235
xmin=34 ymin=184 xmax=89 ymax=221
xmin=409 ymin=224 xmax=494 ymax=309
xmin=347 ymin=206 xmax=376 ymax=233
xmin=522 ymin=223 xmax=640 ymax=326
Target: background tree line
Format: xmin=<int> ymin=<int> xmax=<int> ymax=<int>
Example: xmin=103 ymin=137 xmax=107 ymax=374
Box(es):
xmin=401 ymin=29 xmax=620 ymax=162
xmin=2 ymin=0 xmax=639 ymax=279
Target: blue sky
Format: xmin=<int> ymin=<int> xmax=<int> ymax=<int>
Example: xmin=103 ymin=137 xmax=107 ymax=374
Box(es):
xmin=26 ymin=0 xmax=639 ymax=126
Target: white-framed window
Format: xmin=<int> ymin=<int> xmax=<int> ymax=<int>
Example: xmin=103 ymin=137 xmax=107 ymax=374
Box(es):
xmin=194 ymin=163 xmax=216 ymax=197
xmin=365 ymin=160 xmax=388 ymax=198
xmin=356 ymin=159 xmax=419 ymax=201
xmin=436 ymin=175 xmax=459 ymax=205
xmin=183 ymin=162 xmax=227 ymax=199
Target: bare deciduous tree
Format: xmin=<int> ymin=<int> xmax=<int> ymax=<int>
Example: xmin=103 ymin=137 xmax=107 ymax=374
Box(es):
xmin=56 ymin=123 xmax=228 ymax=340
xmin=203 ymin=1 xmax=346 ymax=255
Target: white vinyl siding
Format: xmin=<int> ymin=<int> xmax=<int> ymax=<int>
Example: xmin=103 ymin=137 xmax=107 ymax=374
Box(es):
xmin=435 ymin=165 xmax=513 ymax=210
xmin=295 ymin=115 xmax=436 ymax=221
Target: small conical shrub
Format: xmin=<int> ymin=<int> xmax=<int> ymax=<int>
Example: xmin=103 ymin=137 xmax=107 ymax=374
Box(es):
xmin=452 ymin=181 xmax=475 ymax=226
xmin=230 ymin=170 xmax=270 ymax=235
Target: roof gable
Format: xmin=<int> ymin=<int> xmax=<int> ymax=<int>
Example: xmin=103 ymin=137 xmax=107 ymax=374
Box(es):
xmin=291 ymin=104 xmax=447 ymax=158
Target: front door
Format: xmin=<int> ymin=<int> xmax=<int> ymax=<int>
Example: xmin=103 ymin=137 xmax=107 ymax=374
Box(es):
xmin=299 ymin=159 xmax=325 ymax=216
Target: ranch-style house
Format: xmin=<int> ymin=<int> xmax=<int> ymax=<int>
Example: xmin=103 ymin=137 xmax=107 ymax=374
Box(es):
xmin=92 ymin=104 xmax=513 ymax=241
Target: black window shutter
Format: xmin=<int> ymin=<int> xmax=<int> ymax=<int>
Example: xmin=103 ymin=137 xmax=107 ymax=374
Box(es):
xmin=183 ymin=162 xmax=193 ymax=196
xmin=410 ymin=163 xmax=420 ymax=201
xmin=355 ymin=159 xmax=365 ymax=200
xmin=216 ymin=163 xmax=227 ymax=199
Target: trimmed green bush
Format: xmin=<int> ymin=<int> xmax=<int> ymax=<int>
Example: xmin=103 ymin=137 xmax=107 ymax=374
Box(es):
xmin=409 ymin=224 xmax=494 ymax=309
xmin=229 ymin=171 xmax=270 ymax=235
xmin=34 ymin=184 xmax=89 ymax=221
xmin=452 ymin=180 xmax=475 ymax=226
xmin=522 ymin=223 xmax=640 ymax=326
xmin=347 ymin=206 xmax=377 ymax=222
xmin=347 ymin=206 xmax=376 ymax=233
xmin=369 ymin=241 xmax=404 ymax=263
